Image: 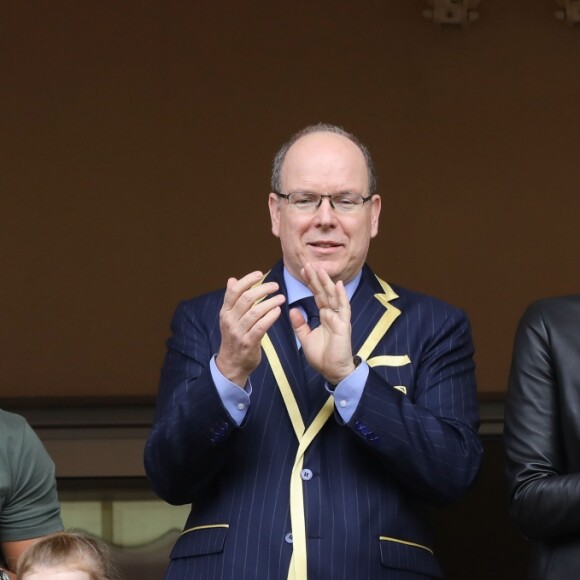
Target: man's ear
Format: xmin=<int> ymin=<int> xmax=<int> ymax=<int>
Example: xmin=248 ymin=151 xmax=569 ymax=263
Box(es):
xmin=370 ymin=194 xmax=381 ymax=238
xmin=268 ymin=193 xmax=281 ymax=238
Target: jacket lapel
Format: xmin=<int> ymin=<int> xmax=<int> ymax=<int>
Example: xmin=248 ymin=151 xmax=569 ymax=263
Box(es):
xmin=350 ymin=265 xmax=401 ymax=360
xmin=259 ymin=263 xmax=402 ymax=434
xmin=259 ymin=262 xmax=310 ymax=432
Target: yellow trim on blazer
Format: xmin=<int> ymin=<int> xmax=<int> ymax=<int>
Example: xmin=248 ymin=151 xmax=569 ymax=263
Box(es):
xmin=261 ymin=335 xmax=334 ymax=580
xmin=262 ymin=333 xmax=305 ymax=438
xmin=261 ymin=273 xmax=402 ymax=580
xmin=288 ymin=398 xmax=334 ymax=579
xmin=367 ymin=355 xmax=411 ymax=367
xmin=379 ymin=535 xmax=434 ymax=555
xmin=376 ymin=276 xmax=399 ymax=301
xmin=181 ymin=523 xmax=229 ymax=535
xmin=356 ymin=280 xmax=401 ymax=361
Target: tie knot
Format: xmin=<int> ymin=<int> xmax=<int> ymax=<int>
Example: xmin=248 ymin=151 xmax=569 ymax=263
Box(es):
xmin=294 ymin=297 xmax=320 ymax=329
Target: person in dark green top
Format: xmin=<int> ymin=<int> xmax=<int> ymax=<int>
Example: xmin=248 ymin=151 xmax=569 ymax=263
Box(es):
xmin=0 ymin=409 xmax=63 ymax=578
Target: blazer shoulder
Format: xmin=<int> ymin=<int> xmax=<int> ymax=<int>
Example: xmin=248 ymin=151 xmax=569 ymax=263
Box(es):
xmin=168 ymin=289 xmax=227 ymax=336
xmin=388 ymin=282 xmax=469 ymax=323
xmin=175 ymin=288 xmax=226 ymax=315
xmin=173 ymin=261 xmax=285 ymax=319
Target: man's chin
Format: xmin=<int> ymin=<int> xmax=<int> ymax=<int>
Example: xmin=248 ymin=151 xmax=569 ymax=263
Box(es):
xmin=305 ymin=260 xmax=346 ymax=283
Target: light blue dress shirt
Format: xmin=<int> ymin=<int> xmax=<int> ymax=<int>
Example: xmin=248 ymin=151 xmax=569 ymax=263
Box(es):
xmin=211 ymin=267 xmax=369 ymax=425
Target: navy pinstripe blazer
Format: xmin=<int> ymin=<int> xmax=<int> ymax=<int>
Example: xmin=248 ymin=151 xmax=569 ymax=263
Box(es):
xmin=144 ymin=261 xmax=482 ymax=580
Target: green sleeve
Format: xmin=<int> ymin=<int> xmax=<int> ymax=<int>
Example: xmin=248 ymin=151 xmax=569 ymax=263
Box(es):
xmin=0 ymin=411 xmax=63 ymax=541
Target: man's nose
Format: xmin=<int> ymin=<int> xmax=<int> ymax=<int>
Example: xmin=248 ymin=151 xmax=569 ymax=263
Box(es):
xmin=314 ymin=197 xmax=337 ymax=225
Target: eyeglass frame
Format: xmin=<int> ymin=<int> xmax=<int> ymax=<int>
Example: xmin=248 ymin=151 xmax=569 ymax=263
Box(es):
xmin=273 ymin=191 xmax=375 ymax=212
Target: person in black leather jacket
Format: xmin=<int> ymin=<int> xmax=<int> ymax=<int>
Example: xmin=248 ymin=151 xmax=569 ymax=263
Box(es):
xmin=504 ymin=296 xmax=580 ymax=580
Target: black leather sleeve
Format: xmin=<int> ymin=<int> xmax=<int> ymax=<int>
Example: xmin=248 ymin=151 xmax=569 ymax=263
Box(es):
xmin=504 ymin=300 xmax=580 ymax=540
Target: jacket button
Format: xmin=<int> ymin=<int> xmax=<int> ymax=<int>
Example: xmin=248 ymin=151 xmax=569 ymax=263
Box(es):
xmin=301 ymin=469 xmax=313 ymax=481
xmin=285 ymin=532 xmax=293 ymax=544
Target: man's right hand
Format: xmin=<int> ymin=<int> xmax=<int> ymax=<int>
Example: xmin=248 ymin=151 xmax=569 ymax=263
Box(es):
xmin=216 ymin=271 xmax=285 ymax=387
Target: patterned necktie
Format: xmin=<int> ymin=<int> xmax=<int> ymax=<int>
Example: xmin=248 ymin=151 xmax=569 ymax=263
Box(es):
xmin=293 ymin=297 xmax=325 ymax=416
xmin=296 ymin=296 xmax=320 ymax=330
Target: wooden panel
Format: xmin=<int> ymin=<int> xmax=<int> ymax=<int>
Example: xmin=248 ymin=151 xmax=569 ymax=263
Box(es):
xmin=2 ymin=1 xmax=580 ymax=398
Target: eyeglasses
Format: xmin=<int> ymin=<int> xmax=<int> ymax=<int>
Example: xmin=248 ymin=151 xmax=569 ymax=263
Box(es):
xmin=274 ymin=191 xmax=374 ymax=213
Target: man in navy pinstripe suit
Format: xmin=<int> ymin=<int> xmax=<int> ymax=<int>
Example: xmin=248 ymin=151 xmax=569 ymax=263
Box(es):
xmin=144 ymin=124 xmax=482 ymax=579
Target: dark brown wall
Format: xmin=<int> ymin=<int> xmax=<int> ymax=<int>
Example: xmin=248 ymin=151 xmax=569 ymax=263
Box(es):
xmin=2 ymin=1 xmax=580 ymax=400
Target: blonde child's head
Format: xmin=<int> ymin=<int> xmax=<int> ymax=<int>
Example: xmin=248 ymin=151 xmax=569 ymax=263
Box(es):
xmin=17 ymin=532 xmax=117 ymax=580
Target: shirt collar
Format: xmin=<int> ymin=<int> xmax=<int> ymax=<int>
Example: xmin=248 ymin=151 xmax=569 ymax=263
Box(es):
xmin=283 ymin=267 xmax=361 ymax=305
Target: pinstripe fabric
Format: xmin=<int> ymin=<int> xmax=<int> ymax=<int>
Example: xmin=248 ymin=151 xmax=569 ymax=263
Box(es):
xmin=144 ymin=261 xmax=482 ymax=579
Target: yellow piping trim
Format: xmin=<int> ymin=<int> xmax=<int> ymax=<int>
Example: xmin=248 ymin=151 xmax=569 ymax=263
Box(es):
xmin=288 ymin=398 xmax=334 ymax=579
xmin=262 ymin=331 xmax=335 ymax=580
xmin=181 ymin=524 xmax=229 ymax=535
xmin=356 ymin=303 xmax=401 ymax=361
xmin=379 ymin=536 xmax=434 ymax=555
xmin=257 ymin=271 xmax=306 ymax=436
xmin=262 ymin=333 xmax=305 ymax=438
xmin=263 ymin=273 xmax=403 ymax=580
xmin=253 ymin=271 xmax=270 ymax=292
xmin=376 ymin=276 xmax=399 ymax=301
xmin=367 ymin=355 xmax=411 ymax=367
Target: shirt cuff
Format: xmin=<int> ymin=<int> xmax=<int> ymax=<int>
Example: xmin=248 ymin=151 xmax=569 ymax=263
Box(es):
xmin=210 ymin=355 xmax=251 ymax=426
xmin=326 ymin=361 xmax=369 ymax=423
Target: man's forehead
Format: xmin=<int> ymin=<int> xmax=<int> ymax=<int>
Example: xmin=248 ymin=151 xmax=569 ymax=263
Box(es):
xmin=281 ymin=131 xmax=367 ymax=185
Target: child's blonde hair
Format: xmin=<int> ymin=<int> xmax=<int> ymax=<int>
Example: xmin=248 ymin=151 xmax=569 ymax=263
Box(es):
xmin=17 ymin=531 xmax=118 ymax=580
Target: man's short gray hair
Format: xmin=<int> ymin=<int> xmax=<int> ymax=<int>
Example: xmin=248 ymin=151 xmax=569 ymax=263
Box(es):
xmin=271 ymin=123 xmax=377 ymax=195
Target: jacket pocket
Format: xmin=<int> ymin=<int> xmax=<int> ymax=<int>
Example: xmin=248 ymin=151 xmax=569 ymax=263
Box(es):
xmin=170 ymin=524 xmax=229 ymax=560
xmin=379 ymin=536 xmax=443 ymax=578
